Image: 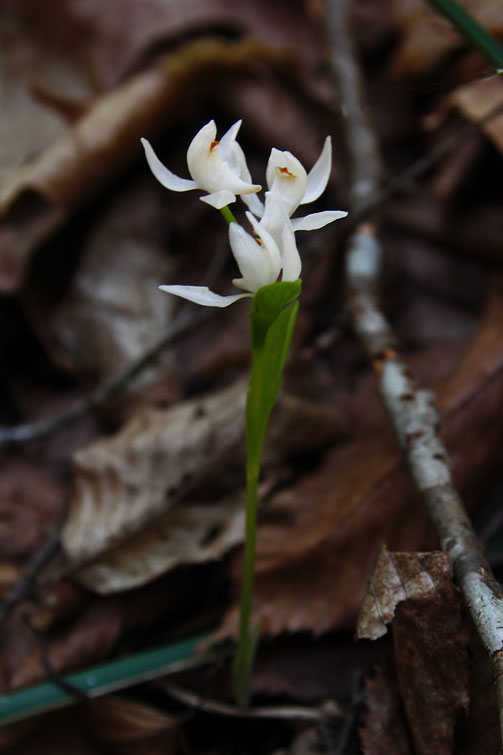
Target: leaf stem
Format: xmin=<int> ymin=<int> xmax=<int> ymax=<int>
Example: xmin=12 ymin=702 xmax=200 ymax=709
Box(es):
xmin=219 ymin=205 xmax=238 ymax=225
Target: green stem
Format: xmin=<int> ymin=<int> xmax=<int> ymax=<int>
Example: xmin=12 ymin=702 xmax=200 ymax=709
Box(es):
xmin=234 ymin=456 xmax=260 ymax=706
xmin=425 ymin=0 xmax=503 ymax=68
xmin=234 ymin=350 xmax=265 ymax=707
xmin=219 ymin=205 xmax=238 ymax=225
xmin=232 ymin=281 xmax=301 ymax=708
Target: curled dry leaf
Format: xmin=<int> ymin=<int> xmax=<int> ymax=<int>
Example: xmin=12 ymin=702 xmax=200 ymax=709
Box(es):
xmin=356 ymin=545 xmax=453 ymax=641
xmin=86 ymin=696 xmax=177 ymax=750
xmin=386 ymin=0 xmax=503 ymax=76
xmin=358 ymin=546 xmax=468 ymax=755
xmin=63 ymin=381 xmax=345 ymax=592
xmin=62 ymin=379 xmax=247 ymax=567
xmin=75 ymin=496 xmax=245 ymax=594
xmin=447 ymin=76 xmax=503 ymax=157
xmin=0 ymin=38 xmax=292 ymax=293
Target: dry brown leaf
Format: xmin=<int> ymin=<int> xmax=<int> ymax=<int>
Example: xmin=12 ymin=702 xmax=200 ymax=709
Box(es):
xmin=8 ymin=597 xmax=122 ymax=689
xmin=359 ymin=549 xmax=469 ymax=755
xmin=0 ymin=710 xmax=108 ymax=755
xmin=360 ymin=660 xmax=413 ymax=755
xmin=63 ymin=382 xmax=345 ymax=592
xmin=253 ymin=634 xmax=380 ymax=702
xmin=62 ymin=379 xmax=248 ymax=567
xmin=386 ymin=0 xmax=503 ymax=76
xmin=356 ymin=546 xmax=453 ymax=641
xmin=0 ymin=458 xmax=64 ymax=560
xmin=448 ymin=76 xmax=503 ymax=156
xmin=75 ymin=496 xmax=245 ymax=593
xmin=42 ymin=0 xmax=319 ymax=89
xmin=393 ymin=586 xmax=469 ymax=755
xmin=218 ymin=288 xmax=503 ymax=637
xmin=0 ymin=4 xmax=94 ymax=191
xmin=86 ymin=696 xmax=177 ymax=754
xmin=27 ymin=178 xmax=179 ymax=411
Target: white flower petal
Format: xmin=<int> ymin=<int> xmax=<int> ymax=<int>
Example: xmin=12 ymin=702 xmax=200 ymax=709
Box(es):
xmin=229 ymin=222 xmax=278 ymax=292
xmin=141 ymin=138 xmax=198 ymax=192
xmin=265 ymin=149 xmax=307 ymax=214
xmin=200 ymin=190 xmax=237 ymax=209
xmin=159 ymin=285 xmax=251 ymax=307
xmin=245 ymin=212 xmax=282 ymax=274
xmin=187 ymin=120 xmax=260 ymax=198
xmin=280 ymin=222 xmax=302 ymax=281
xmin=291 ymin=210 xmax=348 ymax=232
xmin=219 ymin=120 xmax=242 ymax=161
xmin=302 ymin=137 xmax=332 ymax=205
xmin=241 ymin=191 xmax=265 ymax=217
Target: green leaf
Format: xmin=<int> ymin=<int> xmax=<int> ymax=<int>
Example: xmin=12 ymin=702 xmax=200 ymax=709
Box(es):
xmin=0 ymin=632 xmax=212 ymax=726
xmin=425 ymin=0 xmax=503 ymax=69
xmin=246 ymin=282 xmax=300 ymax=466
xmin=249 ymin=280 xmax=302 ymax=351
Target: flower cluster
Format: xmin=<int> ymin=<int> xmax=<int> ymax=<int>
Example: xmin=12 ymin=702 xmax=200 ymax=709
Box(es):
xmin=141 ymin=120 xmax=347 ymax=307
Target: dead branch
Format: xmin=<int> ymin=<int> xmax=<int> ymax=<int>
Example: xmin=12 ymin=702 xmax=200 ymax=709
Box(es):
xmin=0 ymin=531 xmax=61 ymax=627
xmin=158 ymin=681 xmax=341 ymax=723
xmin=0 ymin=306 xmax=209 ymax=450
xmin=326 ymin=0 xmax=503 ymax=745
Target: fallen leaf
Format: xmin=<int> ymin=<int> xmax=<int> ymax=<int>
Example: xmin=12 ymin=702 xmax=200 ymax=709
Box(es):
xmin=62 ymin=379 xmax=248 ymax=568
xmin=358 ymin=547 xmax=468 ymax=755
xmin=8 ymin=597 xmax=123 ymax=689
xmin=253 ymin=634 xmax=381 ymax=703
xmin=62 ymin=381 xmax=346 ymax=592
xmin=457 ymin=628 xmax=500 ymax=755
xmin=360 ymin=660 xmax=412 ymax=755
xmin=448 ymin=76 xmax=503 ymax=157
xmin=26 ymin=178 xmax=179 ymax=413
xmin=74 ymin=496 xmax=245 ymax=594
xmin=393 ymin=587 xmax=469 ymax=755
xmin=0 ymin=709 xmax=108 ymax=755
xmin=356 ymin=546 xmax=452 ymax=641
xmin=0 ymin=4 xmax=91 ymax=191
xmin=0 ymin=458 xmax=64 ymax=560
xmin=86 ymin=696 xmax=178 ymax=754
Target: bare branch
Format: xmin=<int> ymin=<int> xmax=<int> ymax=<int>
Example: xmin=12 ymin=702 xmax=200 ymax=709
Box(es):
xmin=326 ymin=0 xmax=503 ymax=744
xmin=0 ymin=532 xmax=60 ymax=627
xmin=0 ymin=306 xmax=209 ymax=450
xmin=159 ymin=681 xmax=341 ymax=723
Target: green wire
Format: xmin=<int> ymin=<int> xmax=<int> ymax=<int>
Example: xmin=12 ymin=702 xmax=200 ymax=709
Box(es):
xmin=425 ymin=0 xmax=503 ymax=69
xmin=0 ymin=631 xmax=214 ymax=727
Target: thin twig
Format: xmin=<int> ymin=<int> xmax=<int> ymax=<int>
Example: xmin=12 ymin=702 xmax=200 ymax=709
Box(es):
xmin=159 ymin=681 xmax=341 ymax=723
xmin=0 ymin=531 xmax=60 ymax=627
xmin=350 ymin=94 xmax=503 ymax=228
xmin=326 ymin=0 xmax=503 ymax=747
xmin=0 ymin=305 xmax=209 ymax=449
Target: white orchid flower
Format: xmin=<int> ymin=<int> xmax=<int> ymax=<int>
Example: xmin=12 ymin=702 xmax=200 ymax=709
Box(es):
xmin=246 ymin=137 xmax=347 ymax=238
xmin=159 ymin=215 xmax=285 ymax=308
xmin=141 ymin=120 xmax=261 ymax=210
